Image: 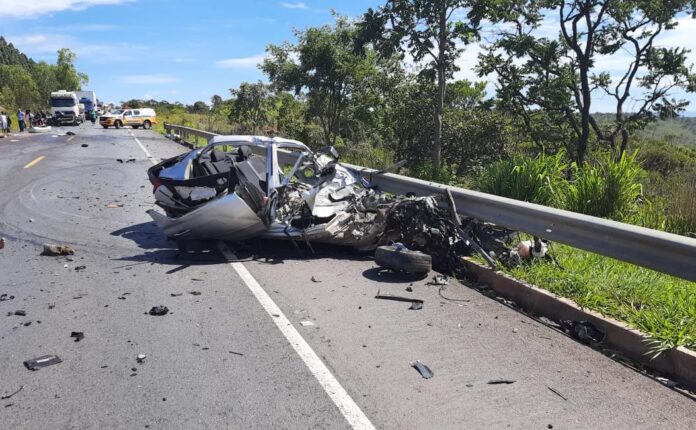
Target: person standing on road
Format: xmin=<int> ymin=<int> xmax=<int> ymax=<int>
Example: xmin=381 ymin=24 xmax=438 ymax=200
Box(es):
xmin=17 ymin=110 xmax=25 ymax=132
xmin=0 ymin=112 xmax=7 ymax=137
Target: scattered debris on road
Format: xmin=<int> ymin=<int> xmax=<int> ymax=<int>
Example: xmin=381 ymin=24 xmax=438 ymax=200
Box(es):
xmin=24 ymin=355 xmax=62 ymax=370
xmin=299 ymin=320 xmax=315 ymax=326
xmin=66 ymin=131 xmax=76 ymax=136
xmin=411 ymin=360 xmax=434 ymax=379
xmin=170 ymin=293 xmax=183 ymax=297
xmin=229 ymin=351 xmax=244 ymax=356
xmin=14 ymin=310 xmax=26 ymax=316
xmin=310 ymin=276 xmax=322 ymax=283
xmin=136 ymin=354 xmax=147 ymax=363
xmin=409 ymin=301 xmax=423 ymax=310
xmin=428 ymin=274 xmax=449 ymax=286
xmin=74 ymin=265 xmax=86 ymax=272
xmin=148 ymin=306 xmax=169 ymax=316
xmin=375 ymin=291 xmax=424 ymax=310
xmin=560 ymin=320 xmax=606 ymax=346
xmin=0 ymin=294 xmax=14 ymax=301
xmin=188 ymin=291 xmax=201 ymax=296
xmin=1 ymin=385 xmax=24 ymax=400
xmin=106 ymin=203 xmax=124 ymax=208
xmin=487 ymin=379 xmax=516 ymax=385
xmin=546 ymin=385 xmax=568 ymax=401
xmin=116 ymin=158 xmax=136 ymax=163
xmin=40 ymin=243 xmax=75 ymax=256
xmin=70 ymin=331 xmax=85 ymax=342
xmin=0 ymin=237 xmax=4 ymax=250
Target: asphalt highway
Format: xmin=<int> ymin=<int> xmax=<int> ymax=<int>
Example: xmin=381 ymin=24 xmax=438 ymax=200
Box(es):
xmin=0 ymin=124 xmax=694 ymax=429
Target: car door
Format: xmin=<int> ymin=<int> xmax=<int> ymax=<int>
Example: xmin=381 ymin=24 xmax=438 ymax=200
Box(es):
xmin=122 ymin=110 xmax=133 ymax=125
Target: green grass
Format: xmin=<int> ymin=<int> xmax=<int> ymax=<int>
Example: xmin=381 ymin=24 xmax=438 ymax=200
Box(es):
xmin=480 ymin=242 xmax=696 ymax=353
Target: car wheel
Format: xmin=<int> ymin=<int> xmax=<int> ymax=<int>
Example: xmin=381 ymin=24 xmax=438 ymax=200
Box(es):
xmin=143 ymin=120 xmax=151 ymax=130
xmin=115 ymin=121 xmax=122 ymax=129
xmin=374 ymin=245 xmax=432 ymax=274
xmin=102 ymin=125 xmax=108 ymax=129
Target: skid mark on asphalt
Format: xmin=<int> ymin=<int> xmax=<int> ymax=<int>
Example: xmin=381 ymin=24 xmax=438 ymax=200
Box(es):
xmin=218 ymin=242 xmax=375 ymax=430
xmin=24 ymin=155 xmax=45 ymax=169
xmin=131 ymin=132 xmax=374 ymax=429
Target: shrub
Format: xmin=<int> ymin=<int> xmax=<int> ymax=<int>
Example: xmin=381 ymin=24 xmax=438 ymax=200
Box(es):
xmin=563 ymin=152 xmax=643 ymax=221
xmin=476 ymin=151 xmax=567 ymax=206
xmin=636 ymin=139 xmax=696 ymax=177
xmin=663 ymin=176 xmax=696 ymax=237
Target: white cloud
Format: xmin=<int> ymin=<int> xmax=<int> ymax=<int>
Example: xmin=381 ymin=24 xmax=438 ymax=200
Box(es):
xmin=280 ymin=2 xmax=308 ymax=10
xmin=0 ymin=0 xmax=134 ymax=19
xmin=119 ymin=74 xmax=181 ymax=85
xmin=6 ymin=33 xmax=149 ymax=62
xmin=215 ymin=54 xmax=266 ymax=69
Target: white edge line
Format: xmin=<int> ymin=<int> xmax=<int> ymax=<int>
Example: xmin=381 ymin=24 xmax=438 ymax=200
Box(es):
xmin=130 ymin=130 xmax=154 ymax=162
xmin=218 ymin=242 xmax=375 ymax=430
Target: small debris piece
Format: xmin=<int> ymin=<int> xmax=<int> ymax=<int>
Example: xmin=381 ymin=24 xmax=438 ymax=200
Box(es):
xmin=40 ymin=244 xmax=75 ymax=256
xmin=411 ymin=360 xmax=434 ymax=379
xmin=188 ymin=291 xmax=201 ymax=296
xmin=48 ymin=303 xmax=55 ymax=309
xmin=170 ymin=293 xmax=183 ymax=297
xmin=1 ymin=385 xmax=24 ymax=400
xmin=148 ymin=306 xmax=168 ymax=316
xmin=310 ymin=276 xmax=322 ymax=283
xmin=512 ymin=328 xmax=519 ymax=333
xmin=229 ymin=351 xmax=244 ymax=356
xmin=66 ymin=131 xmax=76 ymax=136
xmin=0 ymin=237 xmax=4 ymax=250
xmin=74 ymin=265 xmax=86 ymax=272
xmin=546 ymin=386 xmax=568 ymax=401
xmin=0 ymin=294 xmax=13 ymax=301
xmin=23 ymin=322 xmax=32 ymax=327
xmin=560 ymin=320 xmax=606 ymax=345
xmin=24 ymin=355 xmax=62 ymax=370
xmin=405 ymin=286 xmax=413 ymax=292
xmin=80 ymin=143 xmax=88 ymax=147
xmin=136 ymin=354 xmax=146 ymax=363
xmin=14 ymin=310 xmax=26 ymax=316
xmin=299 ymin=320 xmax=314 ymax=327
xmin=487 ymin=379 xmax=516 ymax=385
xmin=106 ymin=203 xmax=124 ymax=208
xmin=428 ymin=274 xmax=449 ymax=286
xmin=116 ymin=159 xmax=124 ymax=163
xmin=409 ymin=301 xmax=423 ymax=311
xmin=70 ymin=331 xmax=85 ymax=342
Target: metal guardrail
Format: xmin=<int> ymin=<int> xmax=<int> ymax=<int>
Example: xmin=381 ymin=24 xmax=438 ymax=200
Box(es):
xmin=162 ymin=123 xmax=696 ymax=282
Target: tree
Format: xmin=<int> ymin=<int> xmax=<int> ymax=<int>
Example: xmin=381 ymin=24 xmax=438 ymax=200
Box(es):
xmin=188 ymin=101 xmax=209 ymax=114
xmin=0 ymin=65 xmax=41 ymax=108
xmin=229 ymin=81 xmax=270 ymax=135
xmin=55 ymin=48 xmax=88 ymax=91
xmin=479 ymin=0 xmax=696 ymax=164
xmin=360 ymin=0 xmax=479 ymax=169
xmin=262 ymin=15 xmax=380 ymax=145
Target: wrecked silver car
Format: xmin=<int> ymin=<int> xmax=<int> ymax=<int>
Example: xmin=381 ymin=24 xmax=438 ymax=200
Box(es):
xmin=147 ymin=135 xmax=404 ymax=247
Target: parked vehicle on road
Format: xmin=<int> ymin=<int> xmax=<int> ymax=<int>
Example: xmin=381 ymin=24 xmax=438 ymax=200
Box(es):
xmin=100 ymin=108 xmax=157 ymax=129
xmin=49 ymin=90 xmax=82 ymax=126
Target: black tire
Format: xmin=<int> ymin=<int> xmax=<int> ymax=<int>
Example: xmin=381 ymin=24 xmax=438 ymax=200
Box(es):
xmin=102 ymin=125 xmax=108 ymax=129
xmin=374 ymin=245 xmax=432 ymax=274
xmin=143 ymin=120 xmax=151 ymax=130
xmin=115 ymin=121 xmax=122 ymax=129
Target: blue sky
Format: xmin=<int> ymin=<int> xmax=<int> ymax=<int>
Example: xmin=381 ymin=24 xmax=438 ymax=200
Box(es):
xmin=2 ymin=0 xmax=695 ymax=112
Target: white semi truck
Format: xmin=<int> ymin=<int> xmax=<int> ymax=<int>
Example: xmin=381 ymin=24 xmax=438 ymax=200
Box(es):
xmin=49 ymin=90 xmax=82 ymax=126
